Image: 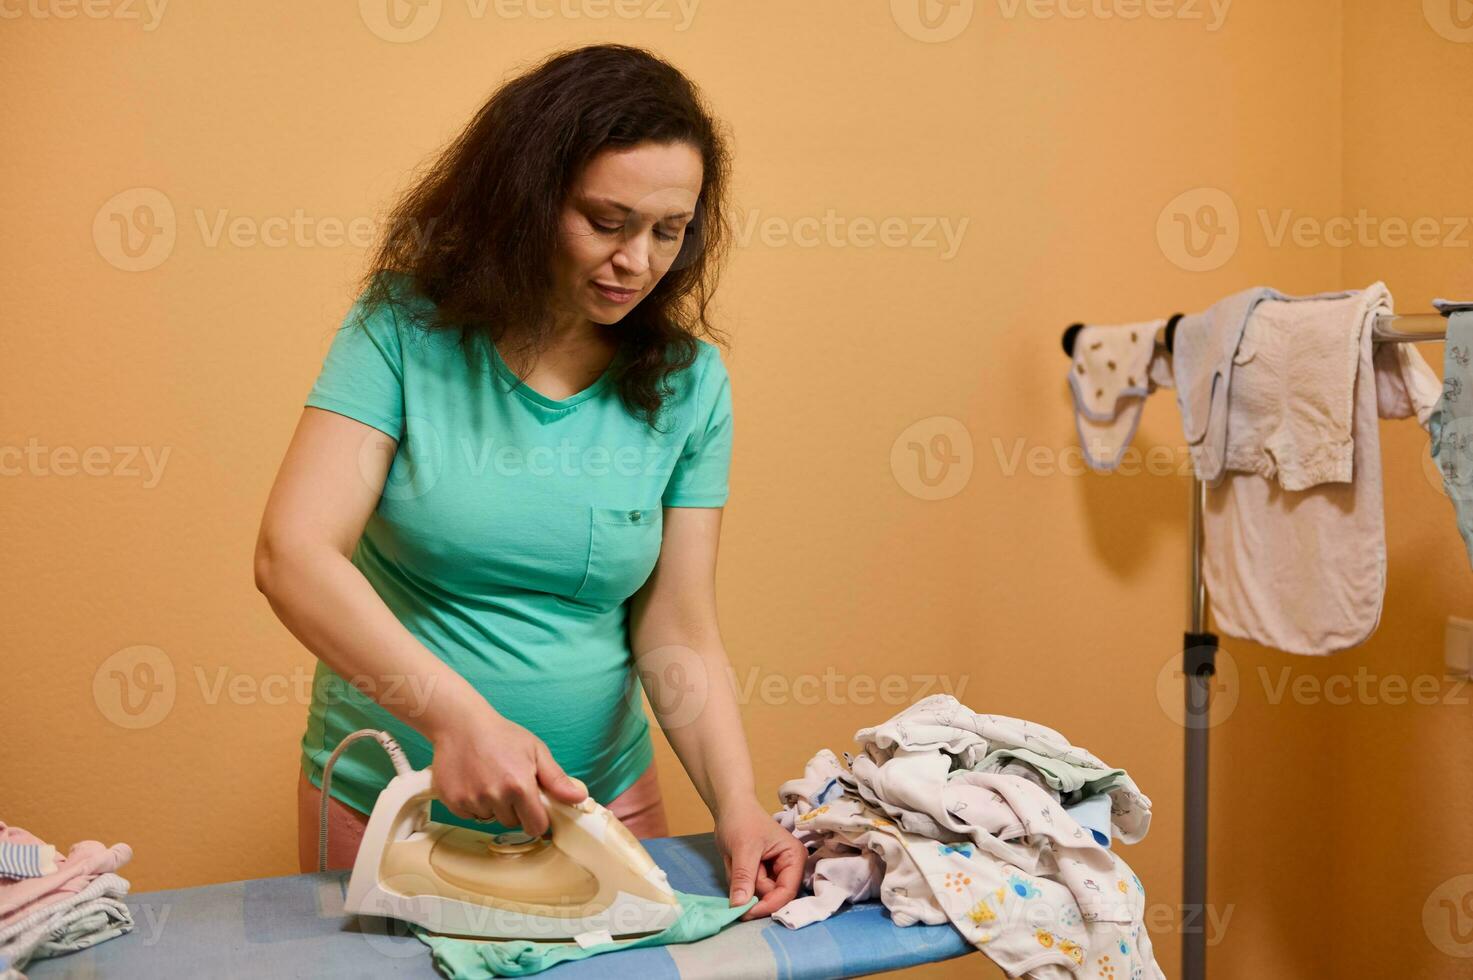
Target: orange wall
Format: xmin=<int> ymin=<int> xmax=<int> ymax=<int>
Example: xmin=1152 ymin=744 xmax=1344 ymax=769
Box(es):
xmin=6 ymin=2 xmax=1467 ymax=977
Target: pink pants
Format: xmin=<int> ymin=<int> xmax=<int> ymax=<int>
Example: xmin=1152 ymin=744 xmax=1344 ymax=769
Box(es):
xmin=296 ymin=764 xmax=671 ymax=873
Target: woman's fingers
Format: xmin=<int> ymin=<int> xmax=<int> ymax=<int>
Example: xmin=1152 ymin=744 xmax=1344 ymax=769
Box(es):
xmin=507 ymin=782 xmax=550 ymax=837
xmin=727 ymin=839 xmax=762 ymax=906
xmin=535 ymin=743 xmax=588 ymax=805
xmin=427 ymin=715 xmax=579 ymax=831
xmin=743 ymin=841 xmax=804 ymax=919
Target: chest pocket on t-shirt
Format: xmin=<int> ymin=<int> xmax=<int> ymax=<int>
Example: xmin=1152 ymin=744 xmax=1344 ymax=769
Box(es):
xmin=574 ymin=505 xmax=664 ymax=603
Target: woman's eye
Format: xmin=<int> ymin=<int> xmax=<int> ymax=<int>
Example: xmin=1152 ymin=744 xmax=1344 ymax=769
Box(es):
xmin=593 ymin=218 xmax=682 ymax=242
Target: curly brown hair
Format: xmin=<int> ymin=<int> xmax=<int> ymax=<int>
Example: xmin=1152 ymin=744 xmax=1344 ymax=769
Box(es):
xmin=352 ymin=43 xmax=733 ymax=429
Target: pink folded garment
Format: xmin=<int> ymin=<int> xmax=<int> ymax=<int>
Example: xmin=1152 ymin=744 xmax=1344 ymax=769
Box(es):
xmin=0 ymin=824 xmax=132 ymax=926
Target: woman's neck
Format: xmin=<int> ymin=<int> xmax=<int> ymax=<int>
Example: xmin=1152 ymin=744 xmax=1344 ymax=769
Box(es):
xmin=497 ymin=318 xmax=621 ymax=389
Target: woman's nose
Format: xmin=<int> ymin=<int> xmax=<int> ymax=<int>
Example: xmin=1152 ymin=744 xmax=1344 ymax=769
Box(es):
xmin=612 ymin=231 xmax=652 ymax=275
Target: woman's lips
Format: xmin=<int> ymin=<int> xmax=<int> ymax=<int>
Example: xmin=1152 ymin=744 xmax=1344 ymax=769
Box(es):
xmin=593 ymin=282 xmax=637 ymax=303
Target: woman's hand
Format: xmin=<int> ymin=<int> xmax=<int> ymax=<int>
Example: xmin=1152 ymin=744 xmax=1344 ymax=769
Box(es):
xmin=714 ymin=797 xmax=806 ymax=921
xmin=427 ymin=701 xmax=588 ymax=836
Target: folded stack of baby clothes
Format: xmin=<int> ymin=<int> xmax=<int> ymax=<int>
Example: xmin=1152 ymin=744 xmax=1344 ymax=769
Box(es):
xmin=0 ymin=822 xmax=135 ymax=977
xmin=771 ymin=695 xmax=1164 ymax=980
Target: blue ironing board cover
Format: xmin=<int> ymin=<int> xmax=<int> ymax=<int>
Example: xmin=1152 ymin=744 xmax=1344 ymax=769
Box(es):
xmin=24 ymin=832 xmax=971 ymax=978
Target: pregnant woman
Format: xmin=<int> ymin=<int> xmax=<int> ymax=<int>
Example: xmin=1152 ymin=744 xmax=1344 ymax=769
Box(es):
xmin=253 ymin=43 xmax=802 ymax=920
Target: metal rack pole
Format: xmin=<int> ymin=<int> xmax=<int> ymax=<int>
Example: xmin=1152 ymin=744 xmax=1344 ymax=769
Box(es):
xmin=1373 ymin=312 xmax=1452 ymax=342
xmin=1182 ymin=476 xmax=1214 ymax=980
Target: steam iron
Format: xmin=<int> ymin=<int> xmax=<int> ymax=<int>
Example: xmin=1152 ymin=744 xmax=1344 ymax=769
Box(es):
xmin=342 ymin=755 xmax=682 ymax=945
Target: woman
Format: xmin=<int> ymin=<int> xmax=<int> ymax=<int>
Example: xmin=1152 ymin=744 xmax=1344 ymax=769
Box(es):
xmin=254 ymin=43 xmax=803 ymax=920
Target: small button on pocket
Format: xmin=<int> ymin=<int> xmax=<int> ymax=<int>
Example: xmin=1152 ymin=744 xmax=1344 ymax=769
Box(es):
xmin=573 ymin=505 xmax=663 ymax=603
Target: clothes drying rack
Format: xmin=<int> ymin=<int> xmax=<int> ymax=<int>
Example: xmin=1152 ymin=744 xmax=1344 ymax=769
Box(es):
xmin=1059 ymin=309 xmax=1450 ymax=980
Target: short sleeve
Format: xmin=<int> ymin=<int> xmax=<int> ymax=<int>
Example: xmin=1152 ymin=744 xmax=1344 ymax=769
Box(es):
xmin=305 ymin=290 xmax=406 ymax=441
xmin=662 ymin=345 xmax=733 ymax=507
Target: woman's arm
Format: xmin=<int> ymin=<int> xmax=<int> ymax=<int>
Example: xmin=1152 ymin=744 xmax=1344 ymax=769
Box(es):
xmin=255 ymin=408 xmax=481 ymax=733
xmin=254 ymin=407 xmax=586 ymax=833
xmin=629 ymin=506 xmax=804 ymax=919
xmin=628 ymin=507 xmax=752 ymax=814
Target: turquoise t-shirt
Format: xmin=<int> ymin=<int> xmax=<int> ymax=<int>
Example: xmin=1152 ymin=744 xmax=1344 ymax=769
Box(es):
xmin=298 ymin=274 xmax=733 ymax=831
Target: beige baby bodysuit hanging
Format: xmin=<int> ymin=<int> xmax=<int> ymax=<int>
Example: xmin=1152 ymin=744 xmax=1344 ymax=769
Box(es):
xmin=1201 ymin=283 xmax=1439 ymax=655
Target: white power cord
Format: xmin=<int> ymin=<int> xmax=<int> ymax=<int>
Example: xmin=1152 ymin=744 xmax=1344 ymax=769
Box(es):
xmin=318 ymin=729 xmax=411 ymax=873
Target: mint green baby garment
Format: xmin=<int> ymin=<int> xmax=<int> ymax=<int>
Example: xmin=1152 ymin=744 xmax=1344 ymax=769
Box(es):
xmin=978 ymin=747 xmax=1130 ymax=804
xmin=411 ymin=891 xmax=757 ymax=978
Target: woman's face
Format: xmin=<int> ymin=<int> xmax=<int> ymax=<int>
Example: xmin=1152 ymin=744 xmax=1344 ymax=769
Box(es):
xmin=552 ymin=140 xmax=703 ymax=327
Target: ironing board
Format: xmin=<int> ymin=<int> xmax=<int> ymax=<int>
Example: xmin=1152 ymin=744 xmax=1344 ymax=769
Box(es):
xmin=24 ymin=832 xmax=972 ymax=979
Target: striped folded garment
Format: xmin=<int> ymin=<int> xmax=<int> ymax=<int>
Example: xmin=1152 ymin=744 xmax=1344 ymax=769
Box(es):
xmin=0 ymin=842 xmax=57 ymax=880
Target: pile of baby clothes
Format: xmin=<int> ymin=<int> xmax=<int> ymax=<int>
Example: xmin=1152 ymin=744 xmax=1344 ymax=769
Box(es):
xmin=0 ymin=822 xmax=135 ymax=977
xmin=771 ymin=695 xmax=1165 ymax=980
